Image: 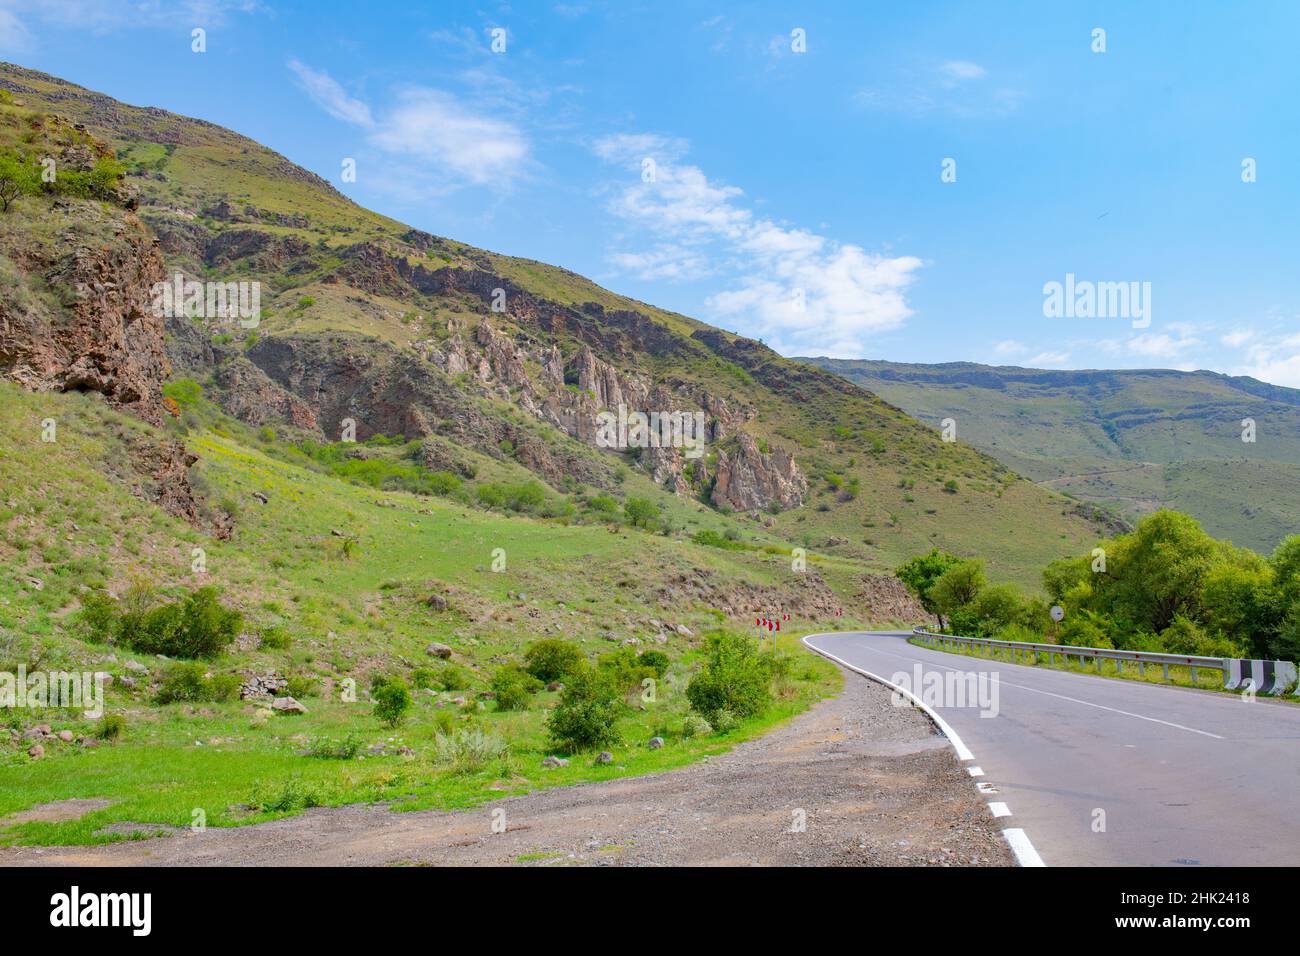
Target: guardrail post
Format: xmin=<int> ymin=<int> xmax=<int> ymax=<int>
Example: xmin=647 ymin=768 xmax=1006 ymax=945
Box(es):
xmin=1139 ymin=661 xmax=1146 ymax=676
xmin=1191 ymin=665 xmax=1198 ymax=682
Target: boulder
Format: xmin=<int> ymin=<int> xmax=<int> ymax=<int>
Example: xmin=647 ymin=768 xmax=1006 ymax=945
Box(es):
xmin=270 ymin=696 xmax=308 ymax=715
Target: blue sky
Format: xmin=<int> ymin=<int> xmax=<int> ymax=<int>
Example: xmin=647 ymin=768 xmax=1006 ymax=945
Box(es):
xmin=4 ymin=0 xmax=1300 ymax=386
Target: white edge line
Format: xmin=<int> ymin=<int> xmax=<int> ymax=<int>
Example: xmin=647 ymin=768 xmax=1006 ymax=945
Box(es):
xmin=802 ymin=633 xmax=974 ymax=760
xmin=802 ymin=632 xmax=1048 ymax=868
xmin=1002 ymin=828 xmax=1046 ymax=867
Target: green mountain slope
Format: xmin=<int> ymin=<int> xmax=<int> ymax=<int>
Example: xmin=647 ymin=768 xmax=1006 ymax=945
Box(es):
xmin=803 ymin=358 xmax=1300 ymax=554
xmin=0 ymin=62 xmax=1112 ymax=586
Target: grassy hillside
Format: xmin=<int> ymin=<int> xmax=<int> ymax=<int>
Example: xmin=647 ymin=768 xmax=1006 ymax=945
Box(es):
xmin=0 ymin=62 xmax=1125 ymax=843
xmin=804 ymin=358 xmax=1300 ymax=554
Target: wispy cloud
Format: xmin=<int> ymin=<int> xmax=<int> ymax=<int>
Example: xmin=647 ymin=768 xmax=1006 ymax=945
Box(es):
xmin=287 ymin=60 xmax=530 ymax=189
xmin=288 ymin=59 xmax=372 ymax=127
xmin=855 ymin=59 xmax=1022 ymax=117
xmin=593 ymin=135 xmax=922 ymax=356
xmin=0 ymin=0 xmax=262 ymax=38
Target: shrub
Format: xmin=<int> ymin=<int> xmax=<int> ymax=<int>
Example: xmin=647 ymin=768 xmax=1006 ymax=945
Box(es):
xmin=162 ymin=379 xmax=203 ymax=407
xmin=686 ymin=631 xmax=772 ymax=723
xmin=308 ymin=734 xmax=362 ymax=759
xmin=547 ymin=664 xmax=623 ymax=752
xmin=523 ymin=639 xmax=584 ymax=683
xmin=372 ymin=675 xmax=412 ymax=727
xmin=154 ymin=663 xmax=237 ymax=704
xmin=411 ymin=667 xmax=438 ymax=691
xmin=435 ymin=663 xmax=470 ymax=691
xmin=491 ymin=665 xmax=542 ymax=711
xmin=97 ymin=714 xmax=126 ymax=741
xmin=260 ymin=626 xmax=292 ymax=650
xmin=433 ymin=727 xmax=508 ymax=775
xmin=285 ymin=675 xmax=317 ymax=699
xmin=76 ymin=591 xmax=118 ymax=643
xmin=597 ymin=647 xmax=657 ymax=696
xmin=123 ymin=587 xmax=241 ymax=659
xmin=681 ymin=713 xmax=711 ymax=738
xmin=636 ymin=650 xmax=671 ymax=679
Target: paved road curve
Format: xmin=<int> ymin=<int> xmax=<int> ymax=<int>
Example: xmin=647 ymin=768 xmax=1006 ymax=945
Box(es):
xmin=805 ymin=631 xmax=1300 ymax=866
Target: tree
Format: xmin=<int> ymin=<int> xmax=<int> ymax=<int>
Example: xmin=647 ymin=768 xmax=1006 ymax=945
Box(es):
xmin=895 ymin=548 xmax=962 ymax=622
xmin=929 ymin=560 xmax=987 ymax=623
xmin=0 ymin=154 xmax=39 ymax=213
xmin=623 ymin=496 xmax=657 ymax=529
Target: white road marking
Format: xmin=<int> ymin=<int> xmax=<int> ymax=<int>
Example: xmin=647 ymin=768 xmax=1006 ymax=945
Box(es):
xmin=801 ymin=635 xmax=973 ymax=760
xmin=1003 ymin=828 xmax=1046 ymax=866
xmin=977 ymin=781 xmax=998 ymax=794
xmin=802 ymin=633 xmax=1050 ymax=867
xmin=847 ymin=637 xmax=1225 ymax=739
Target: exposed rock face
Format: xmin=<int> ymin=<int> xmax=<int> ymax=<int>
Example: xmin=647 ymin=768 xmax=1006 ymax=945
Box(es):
xmin=855 ymin=575 xmax=929 ymax=624
xmin=711 ymin=433 xmax=807 ymax=513
xmin=125 ymin=435 xmax=233 ymax=540
xmin=0 ymin=201 xmax=170 ymax=424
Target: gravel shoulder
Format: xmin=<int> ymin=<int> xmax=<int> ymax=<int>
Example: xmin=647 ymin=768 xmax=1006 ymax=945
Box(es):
xmin=0 ymin=663 xmax=1013 ymax=867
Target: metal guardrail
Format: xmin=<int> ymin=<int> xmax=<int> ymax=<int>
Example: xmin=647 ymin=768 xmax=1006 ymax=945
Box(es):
xmin=915 ymin=629 xmax=1237 ymax=686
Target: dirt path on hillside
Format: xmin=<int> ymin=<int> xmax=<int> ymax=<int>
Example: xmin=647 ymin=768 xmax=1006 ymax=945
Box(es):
xmin=0 ymin=666 xmax=1012 ymax=867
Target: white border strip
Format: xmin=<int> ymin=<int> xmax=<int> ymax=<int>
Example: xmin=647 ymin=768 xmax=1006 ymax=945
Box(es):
xmin=801 ymin=633 xmax=974 ymax=760
xmin=801 ymin=632 xmax=1047 ymax=868
xmin=1002 ymin=828 xmax=1046 ymax=867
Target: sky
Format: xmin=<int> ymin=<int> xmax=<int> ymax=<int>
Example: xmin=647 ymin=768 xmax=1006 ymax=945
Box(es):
xmin=3 ymin=0 xmax=1300 ymax=386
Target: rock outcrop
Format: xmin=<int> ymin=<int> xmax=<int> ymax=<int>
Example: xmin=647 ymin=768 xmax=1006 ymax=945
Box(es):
xmin=711 ymin=433 xmax=808 ymax=513
xmin=1 ymin=200 xmax=169 ymax=423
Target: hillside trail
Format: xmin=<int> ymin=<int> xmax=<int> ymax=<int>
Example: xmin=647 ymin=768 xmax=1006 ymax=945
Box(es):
xmin=1 ymin=666 xmax=1010 ymax=867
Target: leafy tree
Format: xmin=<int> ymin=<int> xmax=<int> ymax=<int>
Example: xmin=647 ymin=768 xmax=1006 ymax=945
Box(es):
xmin=895 ymin=548 xmax=962 ymax=620
xmin=929 ymin=560 xmax=987 ymax=620
xmin=0 ymin=153 xmax=39 ymax=212
xmin=623 ymin=496 xmax=657 ymax=529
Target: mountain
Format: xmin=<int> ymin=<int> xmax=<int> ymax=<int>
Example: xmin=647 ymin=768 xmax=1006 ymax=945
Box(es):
xmin=801 ymin=358 xmax=1300 ymax=554
xmin=0 ymin=62 xmax=1112 ymax=589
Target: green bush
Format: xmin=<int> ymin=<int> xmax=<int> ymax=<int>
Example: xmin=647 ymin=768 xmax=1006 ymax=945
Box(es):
xmin=523 ymin=639 xmax=584 ymax=683
xmin=285 ymin=675 xmax=317 ymax=699
xmin=110 ymin=587 xmax=241 ymax=660
xmin=491 ymin=665 xmax=542 ymax=711
xmin=433 ymin=727 xmax=508 ymax=775
xmin=411 ymin=667 xmax=438 ymax=691
xmin=597 ymin=647 xmax=658 ymax=695
xmin=260 ymin=626 xmax=292 ymax=650
xmin=372 ymin=675 xmax=412 ymax=727
xmin=97 ymin=714 xmax=126 ymax=741
xmin=685 ymin=631 xmax=772 ymax=723
xmin=154 ymin=663 xmax=238 ymax=704
xmin=308 ymin=734 xmax=362 ymax=759
xmin=547 ymin=664 xmax=623 ymax=752
xmin=636 ymin=650 xmax=671 ymax=678
xmin=435 ymin=662 xmax=471 ymax=691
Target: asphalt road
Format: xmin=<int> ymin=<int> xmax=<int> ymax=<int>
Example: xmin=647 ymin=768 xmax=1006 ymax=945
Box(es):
xmin=804 ymin=631 xmax=1300 ymax=867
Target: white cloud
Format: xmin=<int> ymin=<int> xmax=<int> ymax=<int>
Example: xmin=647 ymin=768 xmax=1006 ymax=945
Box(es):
xmin=594 ymin=136 xmax=922 ymax=356
xmin=369 ymin=88 xmax=528 ymax=187
xmin=1231 ymin=331 xmax=1300 ymax=388
xmin=1100 ymin=331 xmax=1202 ymax=361
xmin=993 ymin=340 xmax=1026 ymax=356
xmin=287 ymin=61 xmax=530 ymax=189
xmin=0 ymin=7 xmax=31 ymax=52
xmin=288 ymin=59 xmax=373 ymax=127
xmin=1221 ymin=328 xmax=1254 ymax=348
xmin=939 ymin=60 xmax=986 ymax=82
xmin=592 ymin=133 xmax=688 ymax=165
xmin=1027 ymin=350 xmax=1071 ymax=367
